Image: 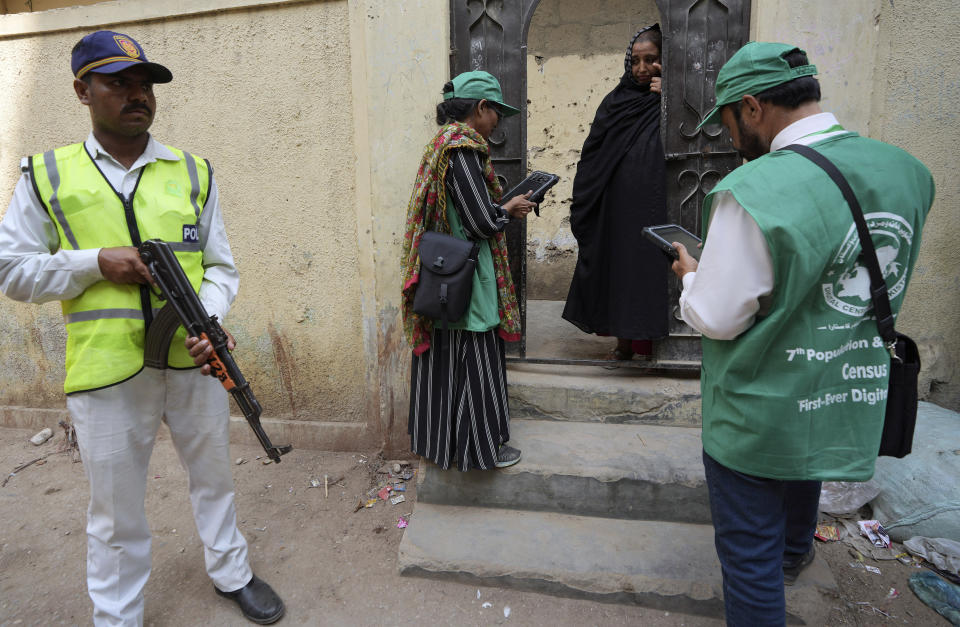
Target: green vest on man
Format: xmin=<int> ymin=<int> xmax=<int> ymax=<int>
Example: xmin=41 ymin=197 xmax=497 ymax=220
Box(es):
xmin=700 ymin=131 xmax=933 ymax=481
xmin=29 ymin=142 xmax=210 ymax=393
xmin=671 ymin=40 xmax=936 ymax=623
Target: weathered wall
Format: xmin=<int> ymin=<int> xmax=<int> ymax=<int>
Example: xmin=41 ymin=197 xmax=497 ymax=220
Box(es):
xmin=2 ymin=0 xmax=102 ymax=14
xmin=0 ymin=0 xmax=451 ymax=452
xmin=0 ymin=0 xmax=373 ymax=448
xmin=525 ymin=0 xmax=660 ymax=300
xmin=752 ymin=1 xmax=882 ymax=135
xmin=754 ymin=0 xmax=960 ymax=408
xmin=348 ymin=0 xmax=449 ymax=453
xmin=870 ymin=0 xmax=960 ymax=409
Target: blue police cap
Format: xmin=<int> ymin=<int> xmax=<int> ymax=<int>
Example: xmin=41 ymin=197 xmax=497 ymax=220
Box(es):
xmin=71 ymin=30 xmax=172 ymax=83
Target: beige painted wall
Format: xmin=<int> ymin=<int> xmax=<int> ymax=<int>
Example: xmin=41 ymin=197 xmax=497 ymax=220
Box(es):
xmin=2 ymin=0 xmax=103 ymax=14
xmin=526 ymin=0 xmax=660 ymax=299
xmin=872 ymin=0 xmax=960 ymax=409
xmin=752 ymin=0 xmax=882 ymax=135
xmin=0 ymin=0 xmax=374 ymax=448
xmin=348 ymin=0 xmax=449 ymax=452
xmin=754 ymin=0 xmax=960 ymax=408
xmin=0 ymin=0 xmax=451 ymax=452
xmin=525 ymin=53 xmax=615 ymax=299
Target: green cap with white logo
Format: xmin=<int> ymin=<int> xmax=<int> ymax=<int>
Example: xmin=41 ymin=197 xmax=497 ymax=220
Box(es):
xmin=445 ymin=70 xmax=520 ymax=117
xmin=697 ymin=42 xmax=818 ymax=129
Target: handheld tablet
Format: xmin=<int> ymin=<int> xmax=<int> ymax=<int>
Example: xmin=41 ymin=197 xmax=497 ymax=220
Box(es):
xmin=642 ymin=224 xmax=703 ymax=262
xmin=501 ymin=171 xmax=559 ymax=216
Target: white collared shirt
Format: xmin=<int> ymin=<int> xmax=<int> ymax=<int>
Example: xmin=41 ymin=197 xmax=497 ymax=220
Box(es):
xmin=678 ymin=112 xmax=848 ymax=339
xmin=0 ymin=133 xmax=238 ymax=321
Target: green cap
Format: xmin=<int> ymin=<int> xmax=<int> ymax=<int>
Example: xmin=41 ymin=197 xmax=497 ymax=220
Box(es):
xmin=697 ymin=42 xmax=818 ymax=129
xmin=445 ymin=70 xmax=520 ymax=117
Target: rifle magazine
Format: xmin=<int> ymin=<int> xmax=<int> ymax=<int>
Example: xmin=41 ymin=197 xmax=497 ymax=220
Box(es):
xmin=144 ymin=303 xmax=182 ymax=369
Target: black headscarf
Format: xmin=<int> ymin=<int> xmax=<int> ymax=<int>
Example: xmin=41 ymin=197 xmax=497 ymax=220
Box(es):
xmin=568 ymin=24 xmax=663 ymax=241
xmin=624 ymin=24 xmax=662 ymax=82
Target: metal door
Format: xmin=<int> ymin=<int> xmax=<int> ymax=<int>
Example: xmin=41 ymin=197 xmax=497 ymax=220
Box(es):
xmin=450 ymin=0 xmax=533 ymax=355
xmin=657 ymin=0 xmax=751 ymax=361
xmin=449 ymin=0 xmax=751 ymax=363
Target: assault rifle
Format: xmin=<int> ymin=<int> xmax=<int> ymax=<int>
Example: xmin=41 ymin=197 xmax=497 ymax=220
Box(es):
xmin=139 ymin=239 xmax=292 ymax=463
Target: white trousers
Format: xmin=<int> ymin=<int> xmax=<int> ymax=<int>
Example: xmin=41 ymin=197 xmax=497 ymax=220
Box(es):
xmin=67 ymin=367 xmax=252 ymax=627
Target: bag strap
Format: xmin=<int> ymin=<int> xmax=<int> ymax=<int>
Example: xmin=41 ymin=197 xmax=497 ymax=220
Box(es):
xmin=782 ymin=143 xmax=898 ymax=356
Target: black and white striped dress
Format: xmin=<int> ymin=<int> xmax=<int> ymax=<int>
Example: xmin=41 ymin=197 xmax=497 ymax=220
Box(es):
xmin=408 ymin=149 xmax=513 ymax=471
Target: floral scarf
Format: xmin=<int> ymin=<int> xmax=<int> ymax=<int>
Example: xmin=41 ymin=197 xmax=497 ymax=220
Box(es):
xmin=400 ymin=122 xmax=521 ymax=355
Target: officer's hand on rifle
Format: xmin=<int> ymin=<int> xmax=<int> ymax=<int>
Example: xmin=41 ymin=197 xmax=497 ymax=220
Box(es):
xmin=186 ymin=330 xmax=236 ymax=376
xmin=99 ymin=246 xmax=155 ymax=285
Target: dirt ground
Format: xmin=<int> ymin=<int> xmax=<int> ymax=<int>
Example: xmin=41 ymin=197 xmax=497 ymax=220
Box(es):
xmin=818 ymin=526 xmax=948 ymax=625
xmin=0 ymin=425 xmax=947 ymax=627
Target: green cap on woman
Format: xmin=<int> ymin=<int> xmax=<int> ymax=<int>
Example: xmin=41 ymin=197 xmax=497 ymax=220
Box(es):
xmin=444 ymin=70 xmax=520 ymax=117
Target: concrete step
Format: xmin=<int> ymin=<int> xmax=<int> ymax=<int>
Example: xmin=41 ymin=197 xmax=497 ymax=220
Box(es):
xmin=399 ymin=503 xmax=838 ymax=624
xmin=507 ymin=362 xmax=702 ymax=426
xmin=523 ymin=298 xmax=702 ymax=364
xmin=416 ymin=419 xmax=711 ymax=524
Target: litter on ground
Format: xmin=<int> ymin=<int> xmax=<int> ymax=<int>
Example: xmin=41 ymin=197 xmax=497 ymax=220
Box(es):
xmin=858 ymin=520 xmax=892 ymax=549
xmin=815 ymin=523 xmax=840 ymax=542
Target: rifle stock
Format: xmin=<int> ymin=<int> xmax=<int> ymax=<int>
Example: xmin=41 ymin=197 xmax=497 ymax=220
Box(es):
xmin=139 ymin=239 xmax=292 ymax=462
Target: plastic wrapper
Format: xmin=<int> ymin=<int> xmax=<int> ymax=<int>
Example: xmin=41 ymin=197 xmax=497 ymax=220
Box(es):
xmin=819 ymin=480 xmax=880 ymax=515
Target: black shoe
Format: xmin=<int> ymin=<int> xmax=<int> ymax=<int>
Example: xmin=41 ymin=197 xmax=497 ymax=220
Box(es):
xmin=495 ymin=444 xmax=521 ymax=468
xmin=215 ymin=574 xmax=285 ymax=624
xmin=783 ymin=547 xmax=816 ymax=586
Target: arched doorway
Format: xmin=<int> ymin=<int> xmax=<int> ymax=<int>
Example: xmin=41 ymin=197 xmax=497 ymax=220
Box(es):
xmin=449 ymin=0 xmax=751 ymax=367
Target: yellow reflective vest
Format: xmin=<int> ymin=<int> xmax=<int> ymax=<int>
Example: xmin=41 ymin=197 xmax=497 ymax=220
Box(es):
xmin=29 ymin=142 xmax=210 ymax=394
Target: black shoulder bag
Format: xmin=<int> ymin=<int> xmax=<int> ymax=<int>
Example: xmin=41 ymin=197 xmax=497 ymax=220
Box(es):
xmin=785 ymin=143 xmax=920 ymax=458
xmin=412 ymin=229 xmax=479 ymax=375
xmin=412 ymin=231 xmax=479 ymax=336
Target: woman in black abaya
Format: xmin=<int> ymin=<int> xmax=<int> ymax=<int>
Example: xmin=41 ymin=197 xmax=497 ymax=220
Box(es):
xmin=561 ymin=24 xmax=668 ymax=360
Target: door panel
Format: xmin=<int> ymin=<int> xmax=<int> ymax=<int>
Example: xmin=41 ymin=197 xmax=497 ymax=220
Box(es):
xmin=450 ymin=0 xmax=532 ymax=354
xmin=658 ymin=0 xmax=750 ymax=358
xmin=449 ymin=0 xmax=752 ymax=362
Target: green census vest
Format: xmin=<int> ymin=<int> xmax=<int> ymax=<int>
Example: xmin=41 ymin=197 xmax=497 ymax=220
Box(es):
xmin=444 ymin=191 xmax=500 ymax=332
xmin=29 ymin=143 xmax=211 ymax=394
xmin=700 ymin=133 xmax=934 ymax=481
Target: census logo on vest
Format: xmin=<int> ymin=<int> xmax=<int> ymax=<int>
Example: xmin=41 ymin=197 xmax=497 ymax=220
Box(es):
xmin=113 ymin=35 xmax=141 ymax=59
xmin=822 ymin=212 xmax=914 ymax=317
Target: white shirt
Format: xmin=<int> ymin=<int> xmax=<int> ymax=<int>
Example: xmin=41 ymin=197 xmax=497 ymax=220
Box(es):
xmin=678 ymin=112 xmax=847 ymax=339
xmin=0 ymin=133 xmax=238 ymax=321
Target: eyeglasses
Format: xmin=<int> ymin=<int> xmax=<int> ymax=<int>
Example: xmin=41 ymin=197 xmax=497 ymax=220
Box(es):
xmin=491 ymin=104 xmax=503 ymax=122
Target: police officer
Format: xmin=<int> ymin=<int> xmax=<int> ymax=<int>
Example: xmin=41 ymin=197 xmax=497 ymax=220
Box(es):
xmin=671 ymin=43 xmax=933 ymax=625
xmin=0 ymin=31 xmax=283 ymax=625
